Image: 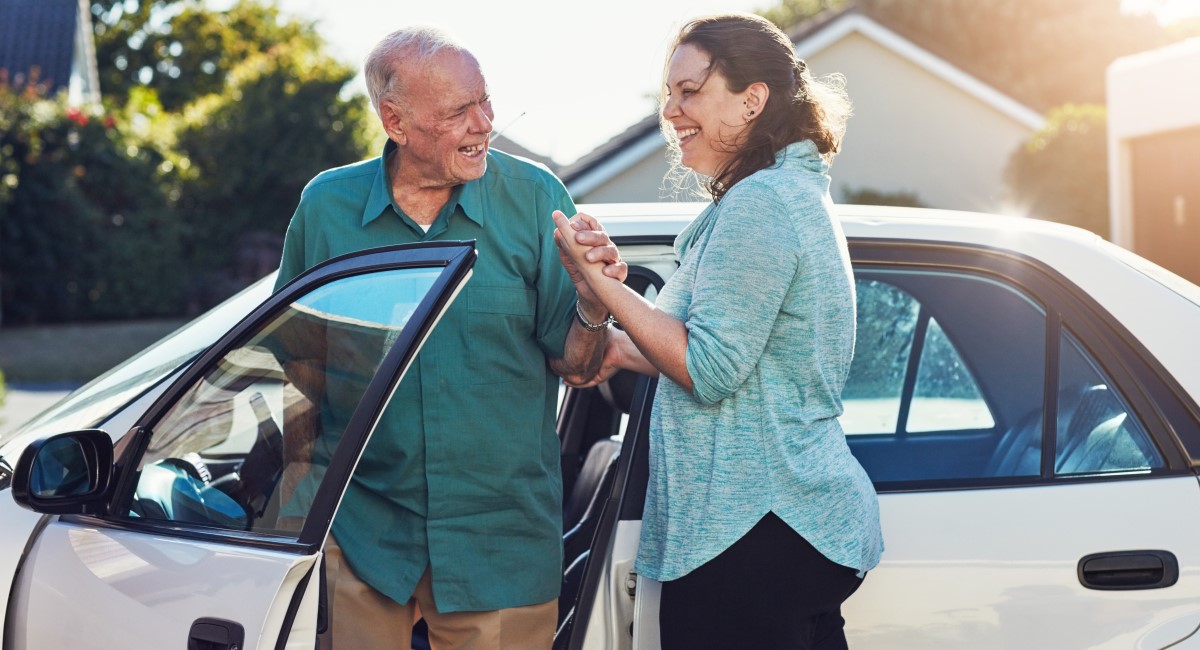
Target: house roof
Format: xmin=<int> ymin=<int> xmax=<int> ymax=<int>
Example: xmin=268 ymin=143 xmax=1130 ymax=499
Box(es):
xmin=491 ymin=134 xmax=559 ymax=173
xmin=561 ymin=8 xmax=1045 ymax=198
xmin=0 ymin=0 xmax=81 ymax=90
xmin=558 ymin=113 xmax=662 ymax=191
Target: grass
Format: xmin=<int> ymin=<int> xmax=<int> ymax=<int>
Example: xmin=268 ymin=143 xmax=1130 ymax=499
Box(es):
xmin=0 ymin=319 xmax=187 ymax=384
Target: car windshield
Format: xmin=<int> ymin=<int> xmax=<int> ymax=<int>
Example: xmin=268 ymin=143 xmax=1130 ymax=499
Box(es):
xmin=0 ymin=274 xmax=276 ymax=448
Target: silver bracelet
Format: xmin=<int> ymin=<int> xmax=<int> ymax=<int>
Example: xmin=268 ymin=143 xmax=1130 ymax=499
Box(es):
xmin=575 ymin=301 xmax=616 ymax=331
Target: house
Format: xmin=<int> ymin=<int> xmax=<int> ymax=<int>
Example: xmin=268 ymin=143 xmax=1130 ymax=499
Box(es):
xmin=560 ymin=8 xmax=1045 ymax=212
xmin=0 ymin=0 xmax=100 ymax=105
xmin=1107 ymin=38 xmax=1200 ymax=286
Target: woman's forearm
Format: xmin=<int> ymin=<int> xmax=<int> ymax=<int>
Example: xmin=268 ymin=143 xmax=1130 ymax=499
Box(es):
xmin=587 ymin=273 xmax=693 ymax=392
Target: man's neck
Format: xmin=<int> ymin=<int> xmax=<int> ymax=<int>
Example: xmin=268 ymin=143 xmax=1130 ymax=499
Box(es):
xmin=388 ymin=151 xmax=455 ymax=225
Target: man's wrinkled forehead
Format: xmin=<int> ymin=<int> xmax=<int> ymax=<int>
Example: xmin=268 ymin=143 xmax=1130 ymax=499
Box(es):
xmin=396 ymin=49 xmax=486 ymax=110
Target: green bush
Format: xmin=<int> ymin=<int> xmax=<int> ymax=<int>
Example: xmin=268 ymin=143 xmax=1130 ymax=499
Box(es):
xmin=172 ymin=40 xmax=373 ymax=311
xmin=1005 ymin=104 xmax=1109 ymax=238
xmin=0 ymin=78 xmax=186 ymax=324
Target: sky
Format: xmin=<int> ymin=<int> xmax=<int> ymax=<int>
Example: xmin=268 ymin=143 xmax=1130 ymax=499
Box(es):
xmin=212 ymin=0 xmax=769 ymax=165
xmin=208 ymin=0 xmax=1200 ymax=166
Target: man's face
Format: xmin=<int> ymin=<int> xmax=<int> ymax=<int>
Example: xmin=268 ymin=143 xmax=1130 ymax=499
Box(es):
xmin=387 ymin=50 xmax=494 ymax=188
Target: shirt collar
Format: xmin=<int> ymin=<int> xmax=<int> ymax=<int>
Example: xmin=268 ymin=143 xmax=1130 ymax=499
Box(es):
xmin=361 ymin=140 xmax=487 ymax=228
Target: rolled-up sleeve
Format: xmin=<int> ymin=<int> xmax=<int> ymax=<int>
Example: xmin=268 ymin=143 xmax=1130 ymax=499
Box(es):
xmin=685 ymin=181 xmax=801 ymax=404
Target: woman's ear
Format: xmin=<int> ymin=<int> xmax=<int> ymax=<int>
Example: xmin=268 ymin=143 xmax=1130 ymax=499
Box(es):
xmin=744 ymin=82 xmax=770 ymax=119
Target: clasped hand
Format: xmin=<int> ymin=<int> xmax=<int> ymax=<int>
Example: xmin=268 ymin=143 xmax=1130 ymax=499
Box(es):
xmin=551 ymin=210 xmax=627 ymax=302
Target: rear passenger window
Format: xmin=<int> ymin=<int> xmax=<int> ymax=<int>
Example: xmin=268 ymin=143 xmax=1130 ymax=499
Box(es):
xmin=1055 ymin=328 xmax=1163 ymax=475
xmin=844 ymin=264 xmax=1168 ymax=488
xmin=841 ymin=278 xmax=994 ymax=435
xmin=843 ymin=270 xmax=1047 ymax=483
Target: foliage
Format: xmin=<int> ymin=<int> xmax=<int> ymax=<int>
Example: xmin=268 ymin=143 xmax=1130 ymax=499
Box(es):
xmin=91 ymin=0 xmax=322 ymax=111
xmin=758 ymin=0 xmax=849 ymax=33
xmin=1005 ymin=104 xmax=1109 ymax=238
xmin=0 ymin=77 xmax=186 ymax=324
xmin=841 ymin=186 xmax=924 ymax=208
xmin=170 ymin=38 xmax=373 ymax=310
xmin=1 ymin=0 xmax=376 ymax=323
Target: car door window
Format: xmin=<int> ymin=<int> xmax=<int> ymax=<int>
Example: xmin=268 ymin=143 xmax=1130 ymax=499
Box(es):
xmin=124 ymin=268 xmax=442 ymax=535
xmin=844 ymin=264 xmax=1172 ymax=487
xmin=844 ymin=270 xmax=1047 ymax=483
xmin=1055 ymin=327 xmax=1163 ymax=475
xmin=840 ymin=280 xmax=918 ymax=435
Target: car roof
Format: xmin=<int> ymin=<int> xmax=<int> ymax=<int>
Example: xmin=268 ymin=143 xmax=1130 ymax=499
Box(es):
xmin=583 ymin=202 xmax=1200 ymax=406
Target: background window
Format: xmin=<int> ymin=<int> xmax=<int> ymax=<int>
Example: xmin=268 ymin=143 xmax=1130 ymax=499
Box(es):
xmin=1055 ymin=328 xmax=1163 ymax=475
xmin=907 ymin=318 xmax=994 ymax=433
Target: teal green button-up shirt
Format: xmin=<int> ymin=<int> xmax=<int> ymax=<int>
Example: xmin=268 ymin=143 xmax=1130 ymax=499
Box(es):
xmin=275 ymin=142 xmax=577 ymax=612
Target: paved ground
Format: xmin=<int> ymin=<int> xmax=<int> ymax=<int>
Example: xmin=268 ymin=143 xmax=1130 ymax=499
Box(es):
xmin=0 ymin=385 xmax=76 ymax=437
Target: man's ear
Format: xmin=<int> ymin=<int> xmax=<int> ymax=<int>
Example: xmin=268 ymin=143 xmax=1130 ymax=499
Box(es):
xmin=380 ymin=100 xmax=408 ymax=145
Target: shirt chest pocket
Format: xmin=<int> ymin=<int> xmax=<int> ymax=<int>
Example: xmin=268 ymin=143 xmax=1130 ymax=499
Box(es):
xmin=464 ymin=285 xmax=541 ymax=385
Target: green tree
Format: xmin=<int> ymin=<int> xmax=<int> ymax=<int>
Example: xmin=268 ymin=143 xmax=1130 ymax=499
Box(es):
xmin=0 ymin=79 xmax=185 ymax=324
xmin=91 ymin=0 xmax=321 ymax=111
xmin=171 ymin=38 xmax=373 ymax=309
xmin=1005 ymin=104 xmax=1109 ymax=238
xmin=759 ymin=0 xmax=849 ymax=32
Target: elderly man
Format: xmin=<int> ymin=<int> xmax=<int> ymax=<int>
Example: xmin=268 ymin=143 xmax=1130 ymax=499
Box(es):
xmin=274 ymin=26 xmax=617 ymax=650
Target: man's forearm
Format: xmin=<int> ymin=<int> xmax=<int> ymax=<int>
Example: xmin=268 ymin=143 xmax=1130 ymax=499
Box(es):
xmin=549 ymin=312 xmax=609 ymax=383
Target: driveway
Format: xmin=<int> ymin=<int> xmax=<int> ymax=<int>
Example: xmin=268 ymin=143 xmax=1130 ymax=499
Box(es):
xmin=0 ymin=384 xmax=76 ymax=437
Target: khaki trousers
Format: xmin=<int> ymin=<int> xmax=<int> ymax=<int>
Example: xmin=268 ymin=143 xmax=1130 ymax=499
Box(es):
xmin=319 ymin=536 xmax=557 ymax=650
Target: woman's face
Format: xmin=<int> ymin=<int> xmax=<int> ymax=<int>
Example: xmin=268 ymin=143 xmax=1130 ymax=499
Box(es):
xmin=661 ymin=44 xmax=753 ymax=178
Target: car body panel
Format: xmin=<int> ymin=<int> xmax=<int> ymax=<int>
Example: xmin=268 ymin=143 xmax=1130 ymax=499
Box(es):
xmin=9 ymin=523 xmax=318 ymax=649
xmin=844 ymin=477 xmax=1200 ymax=649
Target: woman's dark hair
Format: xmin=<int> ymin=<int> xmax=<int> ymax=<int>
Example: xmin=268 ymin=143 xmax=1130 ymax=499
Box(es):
xmin=661 ymin=13 xmax=850 ymax=202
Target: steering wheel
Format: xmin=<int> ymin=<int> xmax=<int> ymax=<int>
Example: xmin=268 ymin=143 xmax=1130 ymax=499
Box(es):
xmin=131 ymin=456 xmax=247 ymax=529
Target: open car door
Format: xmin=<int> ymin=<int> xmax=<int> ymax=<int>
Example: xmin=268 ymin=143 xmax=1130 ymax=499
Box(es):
xmin=7 ymin=242 xmax=475 ymax=649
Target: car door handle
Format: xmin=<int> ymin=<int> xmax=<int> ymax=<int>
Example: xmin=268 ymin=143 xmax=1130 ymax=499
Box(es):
xmin=1078 ymin=550 xmax=1178 ymax=590
xmin=188 ymin=617 xmax=245 ymax=650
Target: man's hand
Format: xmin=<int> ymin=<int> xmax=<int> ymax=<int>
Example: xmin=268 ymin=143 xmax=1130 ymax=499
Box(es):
xmin=562 ymin=333 xmax=625 ymax=388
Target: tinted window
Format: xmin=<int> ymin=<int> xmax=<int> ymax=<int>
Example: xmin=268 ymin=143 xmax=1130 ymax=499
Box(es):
xmin=844 ymin=270 xmax=1047 ymax=483
xmin=124 ymin=268 xmax=439 ymax=535
xmin=841 ymin=279 xmax=995 ymax=436
xmin=1055 ymin=328 xmax=1163 ymax=475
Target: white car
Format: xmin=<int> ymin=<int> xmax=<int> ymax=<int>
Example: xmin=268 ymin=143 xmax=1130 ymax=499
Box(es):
xmin=1 ymin=204 xmax=1199 ymax=649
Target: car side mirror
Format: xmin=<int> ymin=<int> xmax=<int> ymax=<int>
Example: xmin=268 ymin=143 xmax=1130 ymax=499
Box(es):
xmin=11 ymin=430 xmax=113 ymax=515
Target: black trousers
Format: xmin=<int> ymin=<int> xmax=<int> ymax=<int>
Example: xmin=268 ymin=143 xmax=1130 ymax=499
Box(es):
xmin=659 ymin=512 xmax=864 ymax=650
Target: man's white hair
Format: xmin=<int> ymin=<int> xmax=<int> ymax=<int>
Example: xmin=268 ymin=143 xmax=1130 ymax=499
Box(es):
xmin=364 ymin=26 xmax=471 ymax=116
